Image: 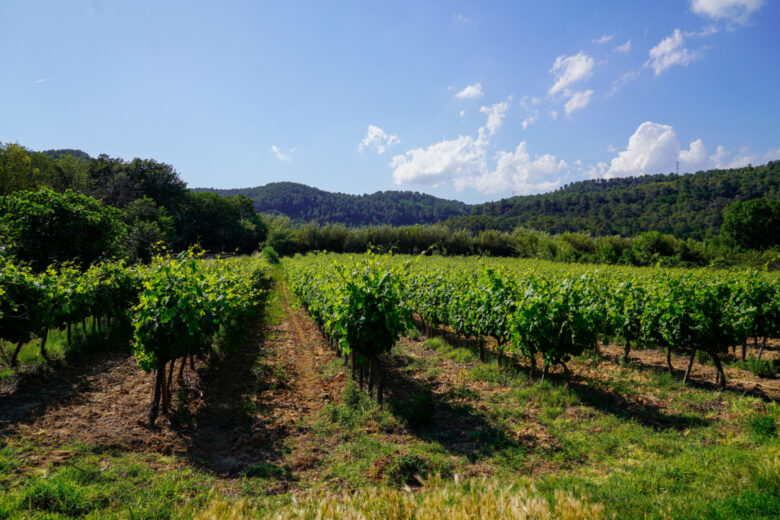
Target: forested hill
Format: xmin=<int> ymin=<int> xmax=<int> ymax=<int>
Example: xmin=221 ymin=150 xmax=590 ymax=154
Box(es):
xmin=198 ymin=163 xmax=778 ymax=240
xmin=456 ymin=162 xmax=780 ymax=240
xmin=194 ymin=182 xmax=470 ymax=227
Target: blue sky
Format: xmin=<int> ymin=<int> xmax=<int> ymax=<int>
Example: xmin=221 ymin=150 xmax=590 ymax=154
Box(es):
xmin=1 ymin=0 xmax=778 ymax=203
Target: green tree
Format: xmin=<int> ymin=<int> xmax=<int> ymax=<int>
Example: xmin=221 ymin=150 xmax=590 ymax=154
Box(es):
xmin=0 ymin=143 xmax=40 ymax=195
xmin=721 ymin=198 xmax=780 ymax=251
xmin=0 ymin=189 xmax=126 ymax=270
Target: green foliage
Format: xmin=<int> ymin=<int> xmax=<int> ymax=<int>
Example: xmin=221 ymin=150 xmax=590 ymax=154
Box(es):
xmin=262 ymin=245 xmax=281 ymax=264
xmin=384 ymin=454 xmax=434 ymax=487
xmin=132 ymin=252 xmax=268 ymax=371
xmin=0 ymin=188 xmax=126 ymax=269
xmin=197 ymin=181 xmax=469 ymax=227
xmin=176 ymin=192 xmax=268 ymax=253
xmin=121 ymin=196 xmax=175 ymax=263
xmin=722 ymin=198 xmax=780 ymax=251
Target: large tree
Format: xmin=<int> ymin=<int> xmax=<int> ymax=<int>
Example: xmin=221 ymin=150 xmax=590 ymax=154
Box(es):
xmin=0 ymin=188 xmax=126 ymax=270
xmin=721 ymin=198 xmax=780 ymax=251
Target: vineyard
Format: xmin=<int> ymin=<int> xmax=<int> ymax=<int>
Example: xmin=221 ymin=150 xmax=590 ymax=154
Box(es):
xmin=0 ymin=252 xmax=271 ymax=425
xmin=1 ymin=251 xmax=779 ymax=518
xmin=285 ymin=253 xmax=780 ymax=394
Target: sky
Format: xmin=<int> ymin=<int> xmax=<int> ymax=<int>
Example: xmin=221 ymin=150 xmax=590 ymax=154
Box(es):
xmin=1 ymin=0 xmax=779 ymax=203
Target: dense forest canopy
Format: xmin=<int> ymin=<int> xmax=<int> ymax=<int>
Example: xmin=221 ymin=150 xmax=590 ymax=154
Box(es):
xmin=197 ymin=162 xmax=779 ymax=241
xmin=459 ymin=162 xmax=780 ymax=239
xmin=195 ymin=182 xmax=469 ymax=226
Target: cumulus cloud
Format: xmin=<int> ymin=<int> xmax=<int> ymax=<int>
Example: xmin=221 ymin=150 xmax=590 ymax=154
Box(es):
xmin=359 ymin=125 xmax=400 ymax=154
xmin=270 ymin=145 xmax=293 ymax=162
xmin=594 ymin=34 xmax=614 ymax=44
xmin=646 ymin=29 xmax=699 ymax=75
xmin=593 ymin=121 xmax=756 ymax=179
xmin=455 ymin=82 xmax=483 ymax=99
xmin=613 ymin=39 xmax=632 ymax=53
xmin=454 ymin=143 xmax=566 ymax=195
xmin=391 ymin=98 xmax=566 ymax=194
xmin=564 ymin=90 xmax=594 ymax=115
xmin=603 ymin=122 xmax=680 ymax=178
xmin=690 ymin=0 xmax=764 ymax=25
xmin=548 ymin=52 xmax=594 ymax=96
xmin=550 ymin=110 xmax=559 ymax=120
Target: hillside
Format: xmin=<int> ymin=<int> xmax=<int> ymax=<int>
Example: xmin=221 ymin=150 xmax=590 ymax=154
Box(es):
xmin=194 ymin=182 xmax=469 ymax=227
xmin=197 ymin=163 xmax=779 ymax=240
xmin=457 ymin=162 xmax=780 ymax=240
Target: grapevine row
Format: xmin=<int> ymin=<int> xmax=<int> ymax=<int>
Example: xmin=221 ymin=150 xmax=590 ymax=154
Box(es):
xmin=0 ymin=253 xmax=270 ymax=424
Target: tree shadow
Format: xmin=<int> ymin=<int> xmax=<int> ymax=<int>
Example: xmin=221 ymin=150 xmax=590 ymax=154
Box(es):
xmin=0 ymin=346 xmax=130 ymax=434
xmin=381 ymin=350 xmax=527 ymax=462
xmin=180 ymin=313 xmax=291 ymax=479
xmin=566 ymin=377 xmax=711 ymax=431
xmin=598 ymin=347 xmax=779 ymax=403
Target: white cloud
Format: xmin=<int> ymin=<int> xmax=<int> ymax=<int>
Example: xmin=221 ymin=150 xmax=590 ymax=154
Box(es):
xmin=550 ymin=110 xmax=558 ymax=120
xmin=391 ymin=135 xmax=483 ymax=186
xmin=678 ymin=138 xmax=710 ymax=171
xmin=685 ymin=25 xmax=719 ymax=37
xmin=522 ymin=115 xmax=538 ymax=130
xmin=359 ymin=124 xmax=400 ymax=154
xmin=454 ymin=143 xmax=567 ymax=195
xmin=593 ymin=121 xmax=755 ymax=179
xmin=478 ymin=98 xmax=510 ymax=137
xmin=710 ymin=145 xmax=729 ymax=166
xmin=594 ymin=34 xmax=614 ymax=45
xmin=33 ymin=77 xmax=50 ymax=84
xmin=455 ymin=82 xmax=483 ymax=100
xmin=518 ymin=96 xmax=539 ymax=129
xmin=613 ymin=39 xmax=632 ymax=53
xmin=764 ymin=147 xmax=780 ymax=161
xmin=459 ymin=110 xmax=465 ymax=118
xmin=690 ymin=0 xmax=764 ymax=25
xmin=646 ymin=29 xmax=699 ymax=75
xmin=455 ymin=13 xmax=470 ymax=24
xmin=548 ymin=52 xmax=594 ymax=96
xmin=390 ymin=99 xmax=566 ymax=194
xmin=608 ymin=70 xmax=641 ymax=96
xmin=603 ymin=122 xmax=680 ymax=178
xmin=564 ymin=89 xmax=594 ymax=115
xmin=270 ymin=145 xmax=292 ymax=162
xmin=607 ymin=145 xmax=617 ymax=154
xmin=714 ymin=146 xmax=756 ymax=168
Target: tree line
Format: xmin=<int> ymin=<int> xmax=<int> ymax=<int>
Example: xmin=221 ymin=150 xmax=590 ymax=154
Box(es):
xmin=0 ymin=143 xmax=267 ymax=264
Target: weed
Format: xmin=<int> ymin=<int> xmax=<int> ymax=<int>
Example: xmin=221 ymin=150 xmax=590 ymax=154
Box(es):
xmin=732 ymin=357 xmax=777 ymax=378
xmin=246 ymin=462 xmax=290 ymax=480
xmin=385 ymin=454 xmax=433 ymax=487
xmin=746 ymin=415 xmax=777 ymax=439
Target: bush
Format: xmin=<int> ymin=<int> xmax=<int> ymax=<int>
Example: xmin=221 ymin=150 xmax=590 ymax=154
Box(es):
xmin=0 ymin=188 xmax=126 ymax=270
xmin=261 ymin=245 xmax=280 ymax=264
xmin=385 ymin=454 xmax=433 ymax=487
